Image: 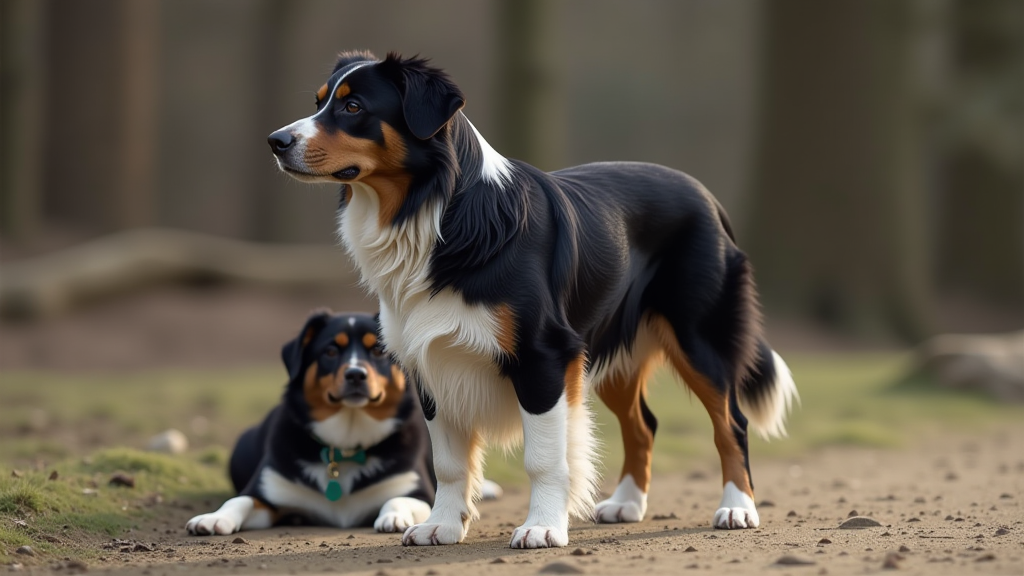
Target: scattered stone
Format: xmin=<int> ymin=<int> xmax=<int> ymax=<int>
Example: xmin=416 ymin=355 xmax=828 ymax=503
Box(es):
xmin=840 ymin=516 xmax=883 ymax=529
xmin=651 ymin=512 xmax=678 ymax=520
xmin=132 ymin=543 xmax=154 ymax=553
xmin=48 ymin=470 xmax=59 ymax=481
xmin=376 ymin=559 xmax=392 ymax=563
xmin=817 ymin=538 xmax=832 ymax=546
xmin=774 ymin=555 xmax=815 ymax=566
xmin=10 ymin=470 xmax=23 ymax=478
xmin=684 ymin=546 xmax=697 ymax=552
xmin=569 ymin=548 xmax=586 ymax=556
xmin=944 ymin=515 xmax=954 ymax=521
xmin=975 ymin=553 xmax=996 ymax=562
xmin=899 ymin=545 xmax=911 ymax=553
xmin=8 ymin=563 xmax=24 ymax=572
xmin=81 ymin=488 xmax=98 ymax=496
xmin=994 ymin=527 xmax=1010 ymax=536
xmin=108 ymin=473 xmax=135 ymax=488
xmin=231 ymin=537 xmax=248 ymax=544
xmin=538 ymin=562 xmax=584 ymax=574
xmin=906 ymin=517 xmax=921 ymax=522
xmin=945 ymin=472 xmax=958 ymax=481
xmin=491 ymin=558 xmax=507 ymax=563
xmin=146 ymin=429 xmax=189 ymax=454
xmin=999 ymin=493 xmax=1013 ymax=499
xmin=759 ymin=500 xmax=775 ymax=507
xmin=787 ymin=511 xmax=799 ymax=517
xmin=913 ymin=497 xmax=926 ymax=504
xmin=346 ymin=534 xmax=355 ymax=539
xmin=64 ymin=560 xmax=88 ymax=573
xmin=15 ymin=547 xmax=34 ymax=557
xmin=13 ymin=520 xmax=27 ymax=528
xmin=848 ymin=510 xmax=859 ymax=517
xmin=882 ymin=552 xmax=904 ymax=569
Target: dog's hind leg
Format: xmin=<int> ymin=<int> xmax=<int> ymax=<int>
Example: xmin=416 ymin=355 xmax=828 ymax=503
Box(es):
xmin=651 ymin=316 xmax=759 ymax=529
xmin=593 ymin=356 xmax=661 ymax=523
xmin=402 ymin=416 xmax=482 ymax=545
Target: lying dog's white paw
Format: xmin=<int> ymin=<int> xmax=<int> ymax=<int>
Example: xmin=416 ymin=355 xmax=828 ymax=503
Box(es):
xmin=509 ymin=524 xmax=569 ymax=549
xmin=712 ymin=481 xmax=759 ymax=529
xmin=480 ymin=479 xmax=503 ymax=500
xmin=186 ymin=512 xmax=241 ymax=535
xmin=401 ymin=522 xmax=465 ymax=546
xmin=375 ymin=497 xmax=431 ymax=533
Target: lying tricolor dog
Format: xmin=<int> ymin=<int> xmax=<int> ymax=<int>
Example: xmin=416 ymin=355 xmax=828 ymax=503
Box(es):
xmin=187 ymin=311 xmax=456 ymax=535
xmin=268 ymin=51 xmax=798 ymax=548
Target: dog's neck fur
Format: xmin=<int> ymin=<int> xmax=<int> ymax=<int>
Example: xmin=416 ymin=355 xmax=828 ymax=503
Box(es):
xmin=338 ymin=112 xmax=522 ymax=310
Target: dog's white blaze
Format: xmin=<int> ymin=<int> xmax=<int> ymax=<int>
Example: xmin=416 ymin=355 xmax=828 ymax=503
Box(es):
xmin=463 ymin=114 xmax=513 ymax=189
xmin=713 ymin=480 xmax=759 ymax=529
xmin=738 ymin=350 xmax=799 ymax=440
xmin=261 ymin=467 xmax=421 ymax=528
xmin=309 ymin=408 xmax=399 ymax=450
xmin=595 ymin=474 xmax=647 ymax=523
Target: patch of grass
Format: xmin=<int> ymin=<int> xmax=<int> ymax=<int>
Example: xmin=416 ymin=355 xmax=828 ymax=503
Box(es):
xmin=0 ymin=448 xmax=231 ymax=564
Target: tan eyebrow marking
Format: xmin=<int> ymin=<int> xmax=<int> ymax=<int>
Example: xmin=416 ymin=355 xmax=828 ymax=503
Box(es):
xmin=362 ymin=333 xmax=377 ymax=349
xmin=335 ymin=333 xmax=349 ymax=347
xmin=316 ymin=84 xmax=328 ymax=102
xmin=335 ymin=83 xmax=351 ymax=99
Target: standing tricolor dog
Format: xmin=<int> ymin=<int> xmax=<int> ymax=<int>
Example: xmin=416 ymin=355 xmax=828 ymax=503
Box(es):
xmin=269 ymin=51 xmax=798 ymax=549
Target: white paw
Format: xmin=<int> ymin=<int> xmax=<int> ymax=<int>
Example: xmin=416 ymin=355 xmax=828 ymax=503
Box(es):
xmin=401 ymin=522 xmax=465 ymax=546
xmin=713 ymin=481 xmax=759 ymax=529
xmin=594 ymin=498 xmax=644 ymax=523
xmin=713 ymin=506 xmax=759 ymax=529
xmin=375 ymin=497 xmax=431 ymax=533
xmin=509 ymin=525 xmax=569 ymax=549
xmin=186 ymin=512 xmax=241 ymax=535
xmin=480 ymin=479 xmax=503 ymax=500
xmin=375 ymin=511 xmax=415 ymax=533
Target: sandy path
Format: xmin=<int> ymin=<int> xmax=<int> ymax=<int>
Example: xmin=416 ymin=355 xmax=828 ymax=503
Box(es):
xmin=67 ymin=425 xmax=1022 ymax=576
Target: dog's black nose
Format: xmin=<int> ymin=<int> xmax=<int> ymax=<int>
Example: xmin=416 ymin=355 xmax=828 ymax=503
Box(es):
xmin=268 ymin=130 xmax=295 ymax=155
xmin=344 ymin=366 xmax=368 ymax=386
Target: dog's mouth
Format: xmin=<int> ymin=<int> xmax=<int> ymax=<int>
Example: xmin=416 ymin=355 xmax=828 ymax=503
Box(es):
xmin=331 ymin=166 xmax=360 ymax=180
xmin=326 ymin=390 xmax=383 ymax=407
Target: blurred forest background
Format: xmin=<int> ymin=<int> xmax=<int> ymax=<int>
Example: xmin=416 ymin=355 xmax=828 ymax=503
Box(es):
xmin=1 ymin=0 xmax=1022 ymax=371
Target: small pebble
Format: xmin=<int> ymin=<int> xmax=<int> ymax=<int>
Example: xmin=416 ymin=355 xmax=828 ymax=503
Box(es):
xmin=48 ymin=471 xmax=59 ymax=481
xmin=109 ymin=473 xmax=135 ymax=488
xmin=569 ymin=548 xmax=586 ymax=556
xmin=882 ymin=552 xmax=903 ymax=569
xmin=839 ymin=516 xmax=883 ymax=529
xmin=848 ymin=510 xmax=859 ymax=517
xmin=15 ymin=547 xmax=35 ymax=557
xmin=490 ymin=558 xmax=507 ymax=564
xmin=774 ymin=555 xmax=815 ymax=566
xmin=994 ymin=527 xmax=1010 ymax=536
xmin=684 ymin=546 xmax=697 ymax=552
xmin=232 ymin=537 xmax=248 ymax=544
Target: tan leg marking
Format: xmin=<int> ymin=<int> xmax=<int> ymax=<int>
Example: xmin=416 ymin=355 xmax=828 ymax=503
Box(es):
xmin=650 ymin=316 xmax=753 ymax=498
xmin=595 ymin=354 xmax=661 ymax=492
xmin=564 ymin=354 xmax=586 ymax=407
xmin=492 ymin=304 xmax=518 ymax=357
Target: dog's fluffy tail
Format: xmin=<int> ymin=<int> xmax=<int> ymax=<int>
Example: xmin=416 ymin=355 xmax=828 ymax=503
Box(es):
xmin=738 ymin=339 xmax=799 ymax=440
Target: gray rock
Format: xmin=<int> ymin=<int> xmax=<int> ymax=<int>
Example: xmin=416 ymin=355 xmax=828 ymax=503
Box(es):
xmin=840 ymin=516 xmax=883 ymax=529
xmin=146 ymin=429 xmax=188 ymax=454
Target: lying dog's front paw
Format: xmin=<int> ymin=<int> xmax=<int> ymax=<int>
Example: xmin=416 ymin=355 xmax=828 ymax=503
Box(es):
xmin=186 ymin=512 xmax=241 ymax=536
xmin=509 ymin=525 xmax=568 ymax=549
xmin=375 ymin=511 xmax=415 ymax=533
xmin=401 ymin=523 xmax=465 ymax=546
xmin=594 ymin=498 xmax=644 ymax=523
xmin=713 ymin=506 xmax=759 ymax=529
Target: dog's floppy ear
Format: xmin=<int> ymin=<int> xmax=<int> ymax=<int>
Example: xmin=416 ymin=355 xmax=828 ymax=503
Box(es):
xmin=380 ymin=52 xmax=465 ymax=140
xmin=281 ymin=310 xmax=332 ymax=381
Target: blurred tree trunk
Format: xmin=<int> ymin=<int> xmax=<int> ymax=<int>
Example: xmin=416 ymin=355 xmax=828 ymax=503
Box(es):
xmin=746 ymin=0 xmax=934 ymax=340
xmin=494 ymin=0 xmax=563 ymax=170
xmin=114 ymin=0 xmax=159 ymax=228
xmin=0 ymin=0 xmax=48 ymax=243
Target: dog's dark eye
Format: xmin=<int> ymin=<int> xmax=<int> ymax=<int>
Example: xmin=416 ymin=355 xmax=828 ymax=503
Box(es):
xmin=324 ymin=347 xmax=339 ymax=358
xmin=344 ymin=102 xmax=361 ymax=114
xmin=371 ymin=345 xmax=385 ymax=358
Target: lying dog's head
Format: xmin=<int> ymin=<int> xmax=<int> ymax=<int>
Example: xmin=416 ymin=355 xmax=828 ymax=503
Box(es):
xmin=281 ymin=310 xmax=407 ymax=424
xmin=267 ymin=51 xmax=466 ymax=225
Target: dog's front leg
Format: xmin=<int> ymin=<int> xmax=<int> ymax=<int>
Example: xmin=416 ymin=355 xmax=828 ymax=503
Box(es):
xmin=402 ymin=416 xmax=480 ymax=546
xmin=510 ymin=393 xmax=571 ymax=548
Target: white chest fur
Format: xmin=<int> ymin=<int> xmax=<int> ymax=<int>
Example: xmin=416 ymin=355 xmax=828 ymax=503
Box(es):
xmin=338 ymin=185 xmax=522 ymax=445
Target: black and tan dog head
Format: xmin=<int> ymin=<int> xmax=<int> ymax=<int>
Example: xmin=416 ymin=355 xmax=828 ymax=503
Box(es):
xmin=281 ymin=310 xmax=407 ymax=423
xmin=267 ymin=51 xmax=464 ymax=224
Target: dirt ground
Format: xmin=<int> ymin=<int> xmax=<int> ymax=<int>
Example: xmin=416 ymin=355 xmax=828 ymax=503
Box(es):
xmin=3 ymin=285 xmax=1022 ymax=575
xmin=8 ymin=426 xmax=1014 ymax=576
